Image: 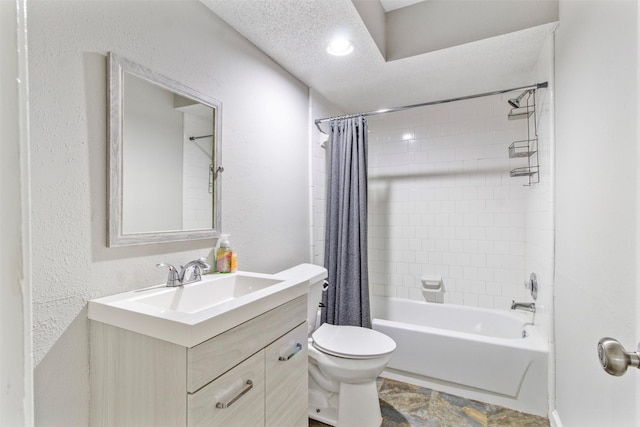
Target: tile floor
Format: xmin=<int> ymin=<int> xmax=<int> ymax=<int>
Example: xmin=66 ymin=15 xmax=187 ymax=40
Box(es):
xmin=308 ymin=378 xmax=550 ymax=427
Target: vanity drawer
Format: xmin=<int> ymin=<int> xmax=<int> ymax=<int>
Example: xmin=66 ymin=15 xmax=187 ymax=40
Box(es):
xmin=188 ymin=350 xmax=265 ymax=427
xmin=187 ymin=295 xmax=306 ymax=392
xmin=265 ymin=322 xmax=308 ymax=427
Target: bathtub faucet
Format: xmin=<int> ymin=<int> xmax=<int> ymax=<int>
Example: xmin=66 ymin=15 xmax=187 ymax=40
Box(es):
xmin=511 ymin=300 xmax=536 ymax=313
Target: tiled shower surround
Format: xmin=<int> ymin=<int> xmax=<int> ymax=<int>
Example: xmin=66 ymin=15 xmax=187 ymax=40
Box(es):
xmin=312 ymin=89 xmax=552 ymax=313
xmin=367 ymin=92 xmax=549 ymax=309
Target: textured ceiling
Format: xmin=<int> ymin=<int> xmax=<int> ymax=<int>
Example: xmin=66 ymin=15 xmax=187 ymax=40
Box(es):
xmin=201 ymin=0 xmax=556 ymax=115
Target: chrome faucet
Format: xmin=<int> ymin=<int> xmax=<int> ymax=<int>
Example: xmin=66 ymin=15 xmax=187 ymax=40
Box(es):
xmin=179 ymin=258 xmax=210 ymax=284
xmin=157 ymin=258 xmax=210 ymax=287
xmin=511 ymin=300 xmax=536 ymax=313
xmin=157 ymin=263 xmax=180 ymax=287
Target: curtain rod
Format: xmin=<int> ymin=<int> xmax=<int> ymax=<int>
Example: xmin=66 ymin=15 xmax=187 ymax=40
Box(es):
xmin=314 ymin=81 xmax=548 ymax=133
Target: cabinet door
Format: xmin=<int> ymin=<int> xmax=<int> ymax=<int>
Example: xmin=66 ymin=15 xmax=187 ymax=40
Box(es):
xmin=265 ymin=322 xmax=308 ymax=427
xmin=188 ymin=350 xmax=264 ymax=427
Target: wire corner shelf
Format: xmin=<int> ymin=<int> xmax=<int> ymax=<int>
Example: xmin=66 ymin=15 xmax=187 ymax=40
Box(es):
xmin=508 ymin=139 xmax=538 ymax=158
xmin=507 ymin=91 xmax=540 ymax=186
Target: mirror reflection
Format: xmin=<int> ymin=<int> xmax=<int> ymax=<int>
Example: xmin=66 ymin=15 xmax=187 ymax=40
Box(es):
xmin=122 ymin=72 xmax=214 ymax=233
xmin=108 ymin=52 xmax=222 ymax=247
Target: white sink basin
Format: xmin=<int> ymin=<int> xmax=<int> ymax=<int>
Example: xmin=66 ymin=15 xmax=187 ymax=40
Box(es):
xmin=133 ymin=274 xmax=283 ymax=314
xmin=88 ymin=264 xmax=327 ymax=347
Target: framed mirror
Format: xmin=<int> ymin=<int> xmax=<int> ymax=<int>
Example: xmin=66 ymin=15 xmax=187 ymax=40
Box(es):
xmin=107 ymin=52 xmax=222 ymax=247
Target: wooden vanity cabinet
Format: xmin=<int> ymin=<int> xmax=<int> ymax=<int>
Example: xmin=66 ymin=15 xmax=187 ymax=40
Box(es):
xmin=90 ymin=295 xmax=308 ymax=427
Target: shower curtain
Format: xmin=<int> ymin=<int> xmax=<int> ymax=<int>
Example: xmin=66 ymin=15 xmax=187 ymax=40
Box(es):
xmin=322 ymin=116 xmax=371 ymax=328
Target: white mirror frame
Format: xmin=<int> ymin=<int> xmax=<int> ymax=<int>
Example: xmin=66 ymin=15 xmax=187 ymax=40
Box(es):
xmin=107 ymin=52 xmax=222 ymax=247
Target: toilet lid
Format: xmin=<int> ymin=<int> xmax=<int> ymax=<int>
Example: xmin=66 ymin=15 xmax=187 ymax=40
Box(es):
xmin=312 ymin=324 xmax=396 ymax=359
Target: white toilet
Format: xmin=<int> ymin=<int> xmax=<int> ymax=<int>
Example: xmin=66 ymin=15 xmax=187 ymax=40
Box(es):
xmin=306 ymin=273 xmax=396 ymax=427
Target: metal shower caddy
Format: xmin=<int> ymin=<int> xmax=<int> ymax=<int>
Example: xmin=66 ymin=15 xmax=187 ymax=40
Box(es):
xmin=507 ymin=84 xmax=545 ymax=185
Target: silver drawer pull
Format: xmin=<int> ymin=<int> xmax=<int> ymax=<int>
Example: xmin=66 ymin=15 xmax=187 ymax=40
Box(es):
xmin=279 ymin=343 xmax=303 ymax=361
xmin=215 ymin=380 xmax=253 ymax=409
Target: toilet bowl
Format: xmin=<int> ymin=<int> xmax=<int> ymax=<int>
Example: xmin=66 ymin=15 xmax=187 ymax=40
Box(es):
xmin=308 ymin=323 xmax=395 ymax=427
xmin=304 ymin=270 xmax=396 ymax=427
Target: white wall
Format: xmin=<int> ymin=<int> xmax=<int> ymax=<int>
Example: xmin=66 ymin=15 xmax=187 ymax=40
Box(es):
xmin=555 ymin=0 xmax=637 ymax=426
xmin=28 ymin=1 xmax=310 ymax=425
xmin=0 ymin=0 xmax=33 ymax=425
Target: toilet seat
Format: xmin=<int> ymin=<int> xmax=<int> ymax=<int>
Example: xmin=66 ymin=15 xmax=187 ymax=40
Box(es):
xmin=311 ymin=323 xmax=396 ymax=359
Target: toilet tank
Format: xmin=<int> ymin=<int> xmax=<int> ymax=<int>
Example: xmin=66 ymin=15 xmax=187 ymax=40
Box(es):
xmin=274 ymin=263 xmax=328 ymax=335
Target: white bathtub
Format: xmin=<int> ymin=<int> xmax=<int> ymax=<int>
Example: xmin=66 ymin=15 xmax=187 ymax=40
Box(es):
xmin=370 ymin=296 xmax=548 ymax=416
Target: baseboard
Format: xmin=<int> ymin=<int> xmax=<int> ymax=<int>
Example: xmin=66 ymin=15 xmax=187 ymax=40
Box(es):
xmin=549 ymin=410 xmax=563 ymax=427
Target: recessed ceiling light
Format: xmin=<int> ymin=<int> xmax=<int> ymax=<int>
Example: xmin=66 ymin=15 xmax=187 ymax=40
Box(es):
xmin=327 ymin=39 xmax=354 ymax=56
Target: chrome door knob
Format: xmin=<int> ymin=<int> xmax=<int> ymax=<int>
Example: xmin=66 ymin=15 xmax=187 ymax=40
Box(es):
xmin=597 ymin=337 xmax=640 ymax=376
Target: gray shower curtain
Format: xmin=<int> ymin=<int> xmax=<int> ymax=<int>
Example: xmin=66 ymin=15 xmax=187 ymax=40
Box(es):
xmin=322 ymin=116 xmax=371 ymax=328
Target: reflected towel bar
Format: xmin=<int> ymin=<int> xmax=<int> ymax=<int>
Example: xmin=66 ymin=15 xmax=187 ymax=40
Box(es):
xmin=189 ymin=134 xmax=213 ymax=141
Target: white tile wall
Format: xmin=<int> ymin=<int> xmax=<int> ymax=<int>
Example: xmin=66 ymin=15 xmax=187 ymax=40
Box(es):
xmin=368 ymin=95 xmax=533 ymax=309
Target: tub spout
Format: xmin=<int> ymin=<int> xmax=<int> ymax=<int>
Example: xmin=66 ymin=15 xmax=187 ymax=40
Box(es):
xmin=511 ymin=300 xmax=535 ymax=313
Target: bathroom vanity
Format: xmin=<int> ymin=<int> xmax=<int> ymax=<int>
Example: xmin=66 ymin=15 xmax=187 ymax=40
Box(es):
xmin=89 ymin=267 xmax=321 ymax=427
